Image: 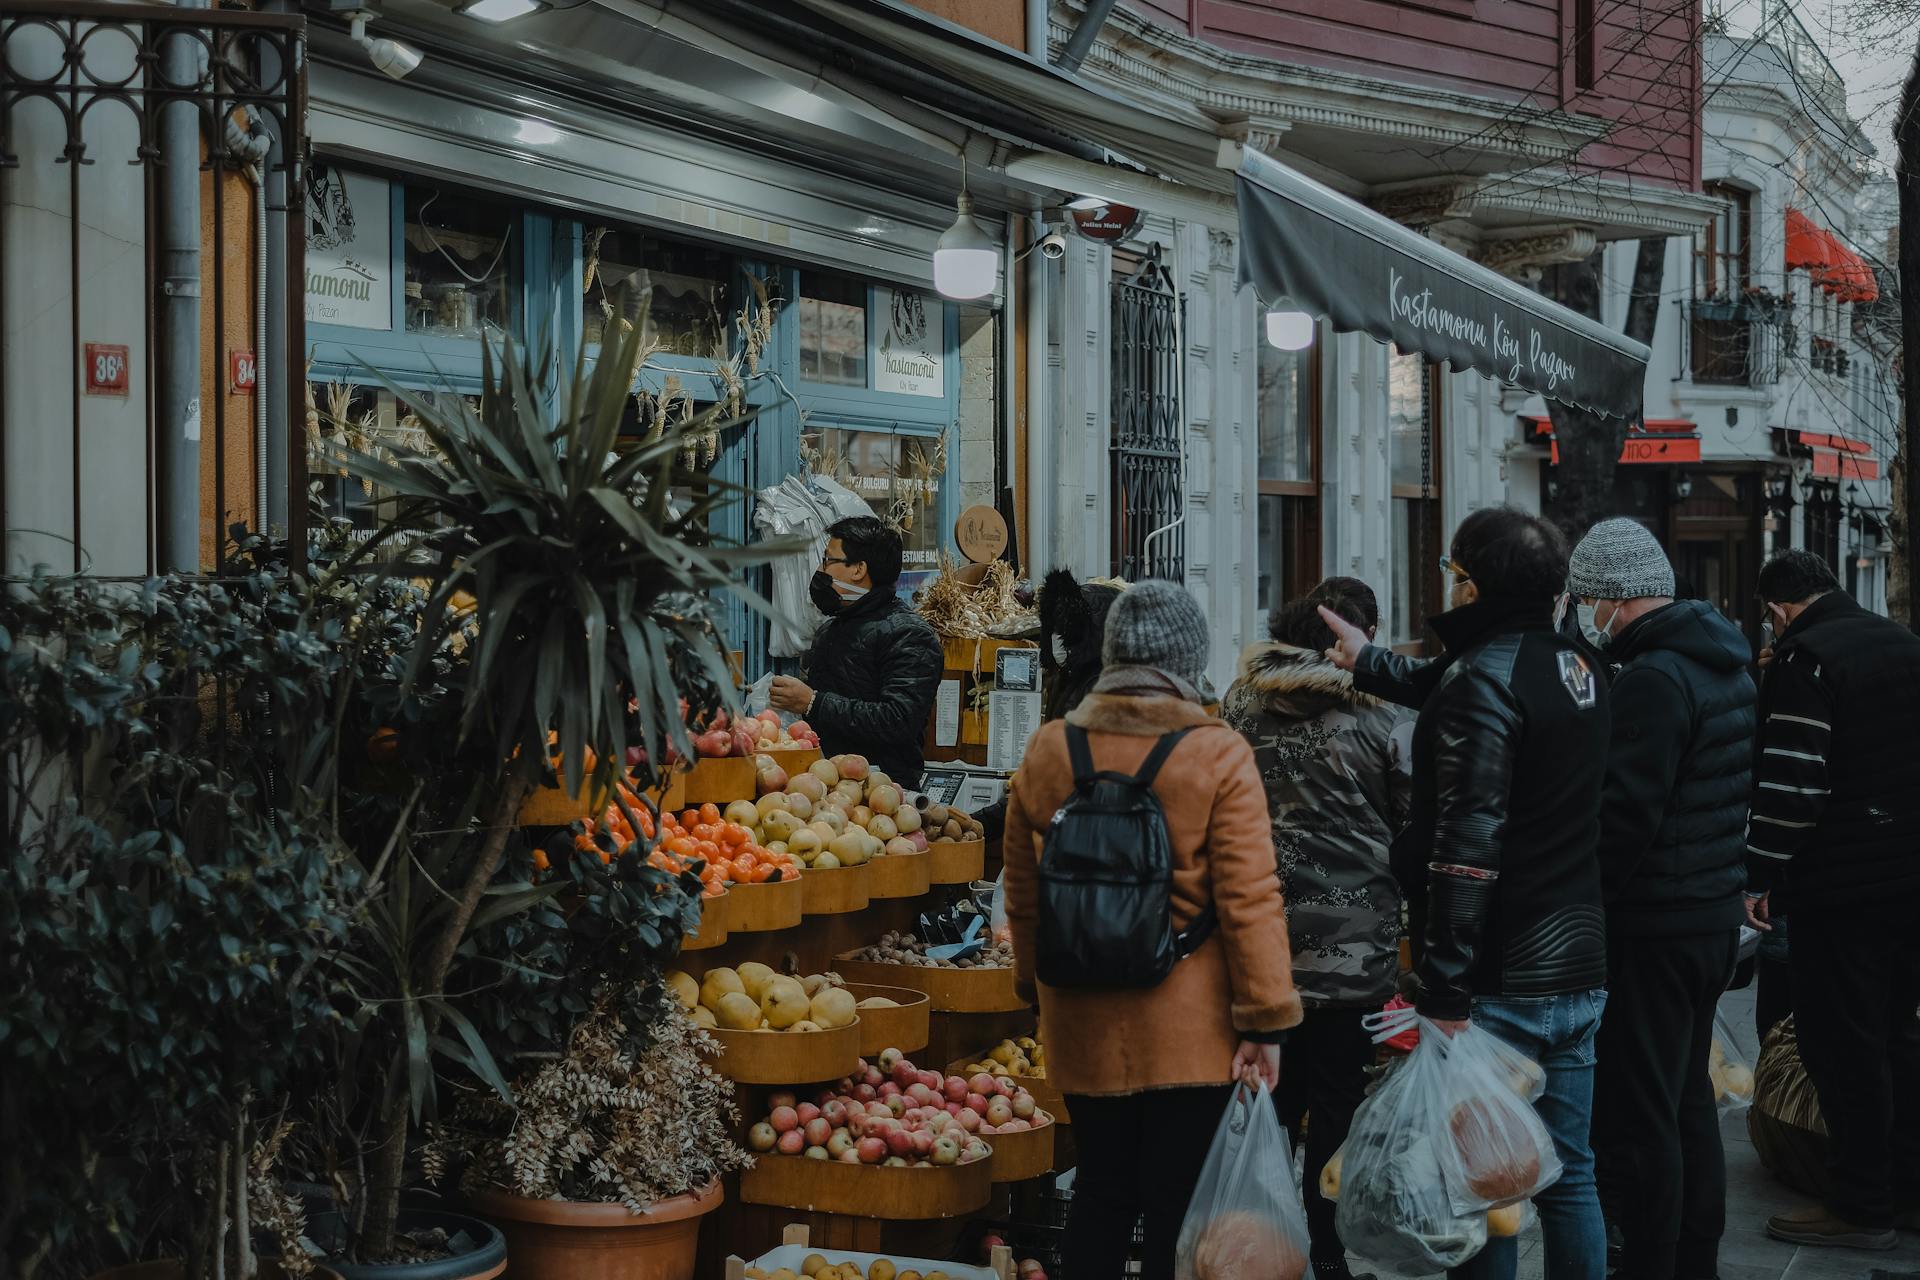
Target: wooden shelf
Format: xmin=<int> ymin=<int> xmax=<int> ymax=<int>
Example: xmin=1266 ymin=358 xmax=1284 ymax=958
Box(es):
xmin=840 ymin=983 xmax=931 ymax=1056
xmin=681 ymin=896 xmax=729 ymax=951
xmin=979 ymin=1114 xmax=1055 ymax=1183
xmin=868 ymin=850 xmax=932 ymax=899
xmin=801 ymin=863 xmax=872 ymax=915
xmin=739 ymin=1153 xmax=993 ymax=1221
xmin=726 ymin=875 xmax=804 ymax=932
xmin=703 ymin=1019 xmax=861 ymax=1085
xmin=927 ymin=840 xmax=986 ymax=885
xmin=835 ymin=954 xmax=1023 ymax=1014
xmin=683 ymin=757 xmax=757 ymax=805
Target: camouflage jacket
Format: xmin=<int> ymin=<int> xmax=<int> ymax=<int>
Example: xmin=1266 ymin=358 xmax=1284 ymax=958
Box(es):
xmin=1223 ymin=642 xmax=1414 ymax=1008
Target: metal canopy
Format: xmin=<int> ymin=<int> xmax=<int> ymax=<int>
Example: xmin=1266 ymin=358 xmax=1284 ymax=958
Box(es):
xmin=1237 ymin=149 xmax=1649 ymax=421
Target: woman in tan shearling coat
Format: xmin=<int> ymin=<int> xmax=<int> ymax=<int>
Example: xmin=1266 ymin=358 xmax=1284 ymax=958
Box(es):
xmin=1003 ymin=579 xmax=1302 ymax=1280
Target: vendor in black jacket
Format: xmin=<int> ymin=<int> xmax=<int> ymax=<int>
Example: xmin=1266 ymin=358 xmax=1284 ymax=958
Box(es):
xmin=1322 ymin=507 xmax=1610 ymax=1280
xmin=1566 ymin=519 xmax=1754 ymax=1280
xmin=769 ymin=516 xmax=943 ymax=788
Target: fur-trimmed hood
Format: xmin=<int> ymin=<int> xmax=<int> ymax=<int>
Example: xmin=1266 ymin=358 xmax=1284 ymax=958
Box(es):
xmin=1227 ymin=641 xmax=1383 ymax=717
xmin=1064 ymin=691 xmax=1223 ymax=738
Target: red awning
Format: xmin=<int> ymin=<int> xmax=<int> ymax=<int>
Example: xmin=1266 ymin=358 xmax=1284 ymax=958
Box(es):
xmin=1796 ymin=429 xmax=1881 ymax=479
xmin=1526 ymin=416 xmax=1701 ymax=465
xmin=1788 ymin=208 xmax=1879 ymax=303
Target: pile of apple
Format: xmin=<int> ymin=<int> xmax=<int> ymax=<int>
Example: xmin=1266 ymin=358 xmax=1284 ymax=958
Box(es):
xmin=743 ymin=1257 xmax=958 ymax=1280
xmin=958 ymin=1037 xmax=1046 ymax=1081
xmin=747 ymin=1050 xmax=1048 ymax=1167
xmin=747 ymin=755 xmax=925 ymax=870
xmin=674 ymin=964 xmax=857 ymax=1033
xmin=693 ymin=710 xmax=822 ymax=759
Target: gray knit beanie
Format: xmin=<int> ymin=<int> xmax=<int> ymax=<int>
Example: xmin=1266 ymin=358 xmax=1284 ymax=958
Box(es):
xmin=1102 ymin=579 xmax=1211 ymax=686
xmin=1567 ymin=517 xmax=1676 ymax=600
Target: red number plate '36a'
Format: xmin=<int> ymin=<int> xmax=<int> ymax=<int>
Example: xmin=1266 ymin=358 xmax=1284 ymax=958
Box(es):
xmin=84 ymin=342 xmax=130 ymax=397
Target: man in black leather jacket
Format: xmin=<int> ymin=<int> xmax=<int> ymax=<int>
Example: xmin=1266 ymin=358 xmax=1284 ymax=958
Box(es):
xmin=769 ymin=516 xmax=943 ymax=788
xmin=1567 ymin=519 xmax=1754 ymax=1280
xmin=1322 ymin=507 xmax=1610 ymax=1280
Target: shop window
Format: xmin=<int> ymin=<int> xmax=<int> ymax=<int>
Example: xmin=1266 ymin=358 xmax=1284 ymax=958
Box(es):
xmin=1109 ymin=250 xmax=1185 ymax=582
xmin=798 ymin=272 xmax=868 ymax=387
xmin=802 ymin=426 xmax=945 ymax=590
xmin=581 ymin=228 xmax=730 ymax=357
xmin=1388 ymin=347 xmax=1443 ymax=650
xmin=1255 ymin=338 xmax=1319 ymax=616
xmin=1695 ymin=182 xmax=1752 ymax=299
xmin=307 ymin=382 xmax=473 ymax=542
xmin=1804 ymin=486 xmax=1841 ymax=574
xmin=404 ymin=185 xmax=515 ymax=340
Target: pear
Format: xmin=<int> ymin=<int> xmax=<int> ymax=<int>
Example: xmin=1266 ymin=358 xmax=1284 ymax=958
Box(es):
xmin=737 ymin=961 xmax=777 ymax=1002
xmin=761 ymin=977 xmax=812 ymax=1029
xmin=810 ymin=986 xmax=858 ymax=1029
xmin=665 ymin=970 xmax=699 ymax=1011
xmin=713 ymin=991 xmax=762 ymax=1031
xmin=699 ymin=967 xmax=743 ymax=1012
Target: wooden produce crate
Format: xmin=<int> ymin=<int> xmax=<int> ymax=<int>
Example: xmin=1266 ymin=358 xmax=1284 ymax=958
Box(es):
xmin=756 ymin=746 xmax=823 ymax=776
xmin=728 ymin=1223 xmax=1012 ymax=1280
xmin=836 ymin=954 xmax=1024 ymax=1014
xmin=801 ymin=863 xmax=872 ymax=915
xmin=923 ymin=636 xmax=1041 ymax=768
xmin=727 ymin=875 xmax=805 ymax=933
xmin=684 ymin=756 xmax=758 ymax=805
xmin=702 ymin=1020 xmax=861 ymax=1086
xmin=867 ymin=850 xmax=932 ymax=900
xmin=739 ymin=1153 xmax=994 ymax=1221
xmin=681 ymin=894 xmax=729 ymax=952
xmin=927 ymin=839 xmax=986 ymax=885
xmin=978 ymin=1113 xmax=1056 ymax=1183
xmin=840 ymin=983 xmax=931 ymax=1056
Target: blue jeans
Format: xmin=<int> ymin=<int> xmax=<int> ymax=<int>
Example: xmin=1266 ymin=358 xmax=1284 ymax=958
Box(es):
xmin=1450 ymin=989 xmax=1609 ymax=1280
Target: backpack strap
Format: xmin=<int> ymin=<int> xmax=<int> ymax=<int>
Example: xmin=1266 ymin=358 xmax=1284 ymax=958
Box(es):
xmin=1132 ymin=726 xmax=1197 ymax=787
xmin=1065 ymin=723 xmax=1097 ymax=789
xmin=1176 ymin=903 xmax=1217 ymax=959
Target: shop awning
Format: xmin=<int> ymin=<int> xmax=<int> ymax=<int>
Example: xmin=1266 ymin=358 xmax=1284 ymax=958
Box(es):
xmin=1526 ymin=416 xmax=1700 ymax=465
xmin=1796 ymin=430 xmax=1881 ymax=480
xmin=1238 ymin=149 xmax=1650 ymax=421
xmin=1786 ymin=208 xmax=1878 ymax=303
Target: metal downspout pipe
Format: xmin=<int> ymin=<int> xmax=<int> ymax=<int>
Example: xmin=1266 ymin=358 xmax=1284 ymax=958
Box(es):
xmin=1056 ymin=0 xmax=1118 ymax=71
xmin=1024 ymin=211 xmax=1050 ymax=578
xmin=260 ymin=1 xmax=294 ymax=531
xmin=157 ymin=0 xmax=208 ymax=572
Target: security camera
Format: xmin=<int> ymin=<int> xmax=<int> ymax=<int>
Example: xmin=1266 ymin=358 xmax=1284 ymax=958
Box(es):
xmin=1039 ymin=231 xmax=1067 ymax=260
xmin=349 ymin=12 xmax=423 ymax=79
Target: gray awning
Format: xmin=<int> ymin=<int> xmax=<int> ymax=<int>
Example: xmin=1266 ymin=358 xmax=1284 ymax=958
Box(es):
xmin=1237 ymin=149 xmax=1649 ymax=421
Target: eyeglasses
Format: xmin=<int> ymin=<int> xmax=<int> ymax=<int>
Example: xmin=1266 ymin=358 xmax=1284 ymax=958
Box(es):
xmin=1438 ymin=555 xmax=1472 ymax=583
xmin=821 ymin=556 xmax=854 ymax=567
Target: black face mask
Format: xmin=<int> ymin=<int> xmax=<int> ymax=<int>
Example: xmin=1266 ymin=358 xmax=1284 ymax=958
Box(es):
xmin=809 ymin=571 xmax=843 ymax=616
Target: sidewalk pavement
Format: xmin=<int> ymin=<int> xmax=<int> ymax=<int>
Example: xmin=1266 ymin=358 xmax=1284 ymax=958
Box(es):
xmin=1356 ymin=986 xmax=1920 ymax=1280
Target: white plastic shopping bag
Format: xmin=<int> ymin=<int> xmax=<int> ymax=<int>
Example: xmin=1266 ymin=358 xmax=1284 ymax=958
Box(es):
xmin=1334 ymin=1006 xmax=1558 ymax=1274
xmin=1174 ymin=1077 xmax=1312 ymax=1280
xmin=1710 ymin=1008 xmax=1756 ymax=1115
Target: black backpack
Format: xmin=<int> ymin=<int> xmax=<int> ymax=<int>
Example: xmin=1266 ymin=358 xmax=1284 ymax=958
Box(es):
xmin=1035 ymin=725 xmax=1217 ymax=989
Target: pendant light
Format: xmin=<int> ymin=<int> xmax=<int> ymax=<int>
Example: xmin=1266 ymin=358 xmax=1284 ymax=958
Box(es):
xmin=1263 ymin=294 xmax=1314 ymax=350
xmin=934 ymin=158 xmax=998 ymax=301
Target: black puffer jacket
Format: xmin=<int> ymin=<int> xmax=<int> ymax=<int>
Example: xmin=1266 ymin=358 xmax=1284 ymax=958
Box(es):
xmin=801 ymin=590 xmax=944 ymax=788
xmin=1356 ymin=597 xmax=1610 ymax=1021
xmin=1599 ymin=600 xmax=1755 ymax=934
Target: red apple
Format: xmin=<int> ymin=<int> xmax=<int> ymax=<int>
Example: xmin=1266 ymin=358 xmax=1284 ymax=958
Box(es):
xmin=969 ymin=1073 xmax=998 ymax=1097
xmin=886 ymin=1095 xmax=907 ymax=1118
xmin=1012 ymin=1094 xmax=1036 ymax=1120
xmin=885 ymin=1128 xmax=916 ymax=1158
xmin=911 ymin=1130 xmax=935 ymax=1158
xmin=823 ymin=1099 xmax=849 ymax=1125
xmin=828 ymin=1128 xmax=855 ymax=1158
xmin=890 ymin=1059 xmax=918 ymax=1088
xmin=776 ymin=1129 xmax=806 ymax=1155
xmin=867 ymin=1101 xmax=892 ymax=1119
xmin=863 ymin=1067 xmax=885 ymax=1089
xmin=768 ymin=1091 xmax=798 ymax=1112
xmin=879 ymin=1082 xmax=901 ymax=1099
xmin=930 ymin=1136 xmax=960 ymax=1166
xmin=857 ymin=1136 xmax=887 ymax=1164
xmin=805 ymin=1145 xmax=829 ymax=1161
xmin=944 ymin=1077 xmax=970 ymax=1104
xmin=770 ymin=1106 xmax=800 ymax=1134
xmin=839 ymin=1147 xmax=863 ymax=1164
xmin=966 ymin=1093 xmax=989 ymax=1114
xmin=797 ymin=1102 xmax=821 ymax=1125
xmin=854 ymin=1084 xmax=877 ymax=1103
xmin=957 ymin=1107 xmax=982 ymax=1133
xmin=748 ymin=1122 xmax=777 ymax=1152
xmin=804 ymin=1116 xmax=832 ymax=1146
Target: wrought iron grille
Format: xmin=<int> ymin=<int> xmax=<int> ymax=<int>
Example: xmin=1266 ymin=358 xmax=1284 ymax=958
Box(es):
xmin=1682 ymin=299 xmax=1782 ymax=387
xmin=0 ymin=0 xmax=308 ymax=575
xmin=1109 ymin=249 xmax=1186 ymax=582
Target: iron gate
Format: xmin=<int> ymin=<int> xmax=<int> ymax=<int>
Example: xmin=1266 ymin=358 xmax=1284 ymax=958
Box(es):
xmin=0 ymin=0 xmax=307 ymax=576
xmin=1109 ymin=247 xmax=1185 ymax=582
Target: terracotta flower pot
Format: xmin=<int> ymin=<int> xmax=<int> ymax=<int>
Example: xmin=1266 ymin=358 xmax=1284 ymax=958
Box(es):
xmin=467 ymin=1180 xmax=722 ymax=1280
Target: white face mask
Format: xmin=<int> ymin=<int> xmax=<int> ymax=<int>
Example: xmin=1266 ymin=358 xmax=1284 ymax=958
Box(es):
xmin=1577 ymin=600 xmax=1618 ymax=649
xmin=832 ymin=579 xmax=869 ymax=603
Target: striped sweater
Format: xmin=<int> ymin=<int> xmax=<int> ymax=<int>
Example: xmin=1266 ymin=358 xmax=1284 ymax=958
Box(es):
xmin=1745 ymin=593 xmax=1920 ymax=910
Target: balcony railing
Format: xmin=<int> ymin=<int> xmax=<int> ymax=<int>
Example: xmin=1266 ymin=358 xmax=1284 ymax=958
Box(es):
xmin=1683 ymin=297 xmax=1785 ymax=387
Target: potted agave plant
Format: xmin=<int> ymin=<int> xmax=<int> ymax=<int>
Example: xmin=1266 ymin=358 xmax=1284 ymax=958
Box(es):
xmin=314 ymin=287 xmax=785 ymax=1279
xmin=426 ymin=988 xmax=750 ymax=1280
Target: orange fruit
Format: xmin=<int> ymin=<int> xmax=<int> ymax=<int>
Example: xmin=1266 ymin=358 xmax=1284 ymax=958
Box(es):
xmin=531 ymin=848 xmax=550 ymax=871
xmin=367 ymin=726 xmax=401 ymax=763
xmin=698 ymin=803 xmax=721 ymax=825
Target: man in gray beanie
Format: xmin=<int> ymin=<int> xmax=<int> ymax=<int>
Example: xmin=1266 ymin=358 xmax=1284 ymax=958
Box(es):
xmin=1573 ymin=517 xmax=1758 ymax=1280
xmin=1101 ymin=578 xmax=1213 ymax=693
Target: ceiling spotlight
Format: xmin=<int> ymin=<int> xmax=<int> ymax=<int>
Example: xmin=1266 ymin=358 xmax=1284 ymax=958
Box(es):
xmin=1264 ymin=306 xmax=1315 ymax=351
xmin=934 ymin=186 xmax=998 ymax=301
xmin=349 ymin=12 xmax=422 ymax=79
xmin=458 ymin=0 xmax=545 ymax=19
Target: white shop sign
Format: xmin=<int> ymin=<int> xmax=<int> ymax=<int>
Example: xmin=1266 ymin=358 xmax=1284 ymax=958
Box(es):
xmin=873 ymin=286 xmax=943 ymax=398
xmin=306 ymin=163 xmax=393 ymax=330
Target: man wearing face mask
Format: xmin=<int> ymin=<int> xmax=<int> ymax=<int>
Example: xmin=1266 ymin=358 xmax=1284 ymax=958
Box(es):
xmin=768 ymin=515 xmax=944 ymax=788
xmin=1565 ymin=519 xmax=1755 ymax=1280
